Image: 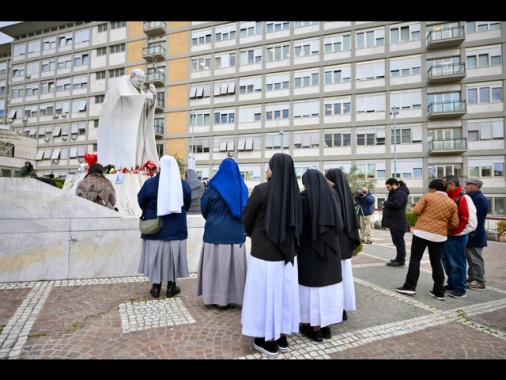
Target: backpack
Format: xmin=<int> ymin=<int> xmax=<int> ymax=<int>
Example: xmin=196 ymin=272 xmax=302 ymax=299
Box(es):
xmin=80 ymin=184 xmax=110 ymax=206
xmin=455 ymin=191 xmax=478 ymax=235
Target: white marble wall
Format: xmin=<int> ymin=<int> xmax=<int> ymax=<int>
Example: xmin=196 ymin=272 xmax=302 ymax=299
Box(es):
xmin=0 ymin=177 xmax=249 ymax=283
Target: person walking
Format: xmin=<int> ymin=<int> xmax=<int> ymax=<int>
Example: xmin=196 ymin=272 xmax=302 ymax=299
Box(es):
xmin=441 ymin=175 xmax=478 ymax=299
xmin=185 ymin=168 xmax=206 ymax=214
xmin=325 ymin=168 xmax=361 ymax=322
xmin=137 ymin=155 xmax=192 ymax=299
xmin=382 ymin=178 xmax=410 ymax=267
xmin=395 ymin=179 xmax=459 ymax=300
xmin=195 ymin=158 xmax=249 ymax=310
xmin=464 ymin=178 xmax=488 ymax=290
xmin=241 ymin=153 xmax=303 ymax=357
xmin=298 ymin=169 xmax=344 ymax=343
xmin=356 ymin=187 xmax=374 ymax=244
xmin=75 ymin=163 xmax=117 ymax=210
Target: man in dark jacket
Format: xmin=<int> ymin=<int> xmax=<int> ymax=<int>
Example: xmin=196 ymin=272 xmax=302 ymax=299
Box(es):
xmin=356 ymin=187 xmax=374 ymax=244
xmin=464 ymin=178 xmax=487 ymax=290
xmin=382 ymin=178 xmax=410 ymax=267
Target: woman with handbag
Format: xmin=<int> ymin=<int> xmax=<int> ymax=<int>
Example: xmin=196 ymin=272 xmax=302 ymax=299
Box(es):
xmin=137 ymin=155 xmax=192 ymax=299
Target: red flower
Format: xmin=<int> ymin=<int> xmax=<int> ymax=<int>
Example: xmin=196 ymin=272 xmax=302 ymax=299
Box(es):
xmin=84 ymin=153 xmax=98 ymax=166
xmin=142 ymin=160 xmax=157 ymax=171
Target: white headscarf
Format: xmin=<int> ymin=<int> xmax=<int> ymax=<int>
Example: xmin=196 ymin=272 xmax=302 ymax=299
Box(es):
xmin=157 ymin=155 xmax=184 ymax=216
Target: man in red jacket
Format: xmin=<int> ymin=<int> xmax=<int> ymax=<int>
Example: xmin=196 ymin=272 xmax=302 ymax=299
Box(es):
xmin=441 ymin=175 xmax=478 ymax=298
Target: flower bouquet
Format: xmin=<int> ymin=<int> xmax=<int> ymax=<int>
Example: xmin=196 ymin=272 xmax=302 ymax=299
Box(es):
xmin=142 ymin=160 xmax=158 ymax=177
xmin=103 ymin=164 xmax=116 ymax=174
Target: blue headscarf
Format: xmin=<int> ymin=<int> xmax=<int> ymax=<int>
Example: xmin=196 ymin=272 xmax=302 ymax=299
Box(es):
xmin=208 ymin=158 xmax=248 ymax=219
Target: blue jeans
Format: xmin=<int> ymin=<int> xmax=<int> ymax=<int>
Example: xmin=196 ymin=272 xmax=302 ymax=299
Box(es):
xmin=441 ymin=235 xmax=469 ymax=295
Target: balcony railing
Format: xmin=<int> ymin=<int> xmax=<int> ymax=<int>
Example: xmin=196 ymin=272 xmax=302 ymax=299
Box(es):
xmin=142 ymin=45 xmax=166 ymax=62
xmin=154 ymin=125 xmax=164 ymax=137
xmin=143 ymin=22 xmax=166 ymax=36
xmin=427 ymin=101 xmax=467 ymax=119
xmin=428 ymin=138 xmax=468 ymax=154
xmin=155 ymin=98 xmax=165 ymax=112
xmin=426 ymin=26 xmax=465 ymax=49
xmin=146 ymin=71 xmax=165 ymax=87
xmin=427 ymin=63 xmax=466 ymax=84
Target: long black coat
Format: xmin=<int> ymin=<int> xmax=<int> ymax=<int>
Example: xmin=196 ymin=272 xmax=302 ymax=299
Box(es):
xmin=381 ymin=184 xmax=410 ymax=232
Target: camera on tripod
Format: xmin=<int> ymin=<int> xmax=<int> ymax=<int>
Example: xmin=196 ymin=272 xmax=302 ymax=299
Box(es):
xmin=354 ymin=190 xmax=365 ymax=203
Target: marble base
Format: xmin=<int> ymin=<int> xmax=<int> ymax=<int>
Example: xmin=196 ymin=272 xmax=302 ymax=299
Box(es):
xmin=0 ymin=178 xmax=250 ymax=283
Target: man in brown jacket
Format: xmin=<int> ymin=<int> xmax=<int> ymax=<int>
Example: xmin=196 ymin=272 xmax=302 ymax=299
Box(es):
xmin=395 ymin=179 xmax=459 ymax=301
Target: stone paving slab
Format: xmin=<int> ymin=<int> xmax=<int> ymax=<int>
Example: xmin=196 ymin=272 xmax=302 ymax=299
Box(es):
xmin=0 ymin=229 xmax=505 ymax=360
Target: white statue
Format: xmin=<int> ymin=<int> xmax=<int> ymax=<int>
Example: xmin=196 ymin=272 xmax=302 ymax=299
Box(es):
xmin=97 ymin=69 xmax=159 ymax=170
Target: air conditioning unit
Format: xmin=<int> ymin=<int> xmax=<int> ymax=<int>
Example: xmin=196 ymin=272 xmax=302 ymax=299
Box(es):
xmin=54 ymin=114 xmax=60 ymax=119
xmin=26 ymin=74 xmax=31 ymax=79
xmin=23 ymin=117 xmax=28 ymax=122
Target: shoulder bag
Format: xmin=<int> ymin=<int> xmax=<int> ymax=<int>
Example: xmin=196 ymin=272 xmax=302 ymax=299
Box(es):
xmin=139 ymin=175 xmax=163 ymax=235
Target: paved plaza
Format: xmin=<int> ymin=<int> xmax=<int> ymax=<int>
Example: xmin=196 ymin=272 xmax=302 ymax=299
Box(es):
xmin=1 ymin=228 xmax=505 ymax=360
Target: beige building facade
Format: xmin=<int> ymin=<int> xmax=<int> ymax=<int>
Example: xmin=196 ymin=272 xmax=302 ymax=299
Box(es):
xmin=0 ymin=21 xmax=504 ymax=215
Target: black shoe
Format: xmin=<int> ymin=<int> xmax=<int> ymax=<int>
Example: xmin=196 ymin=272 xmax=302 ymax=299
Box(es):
xmin=253 ymin=338 xmax=278 ymax=357
xmin=166 ymin=282 xmax=181 ymax=298
xmin=299 ymin=324 xmax=323 ymax=343
xmin=395 ymin=286 xmax=416 ymax=295
xmin=387 ymin=260 xmax=405 ymax=267
xmin=428 ymin=290 xmax=445 ymax=301
xmin=275 ymin=336 xmax=288 ymax=352
xmin=342 ymin=310 xmax=348 ymax=321
xmin=149 ymin=283 xmax=161 ymax=298
xmin=321 ymin=326 xmax=332 ymax=339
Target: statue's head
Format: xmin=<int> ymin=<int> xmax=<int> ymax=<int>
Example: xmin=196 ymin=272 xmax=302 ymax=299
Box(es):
xmin=130 ymin=69 xmax=146 ymax=90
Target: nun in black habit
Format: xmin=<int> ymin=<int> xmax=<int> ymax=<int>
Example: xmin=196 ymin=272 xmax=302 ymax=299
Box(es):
xmin=298 ymin=169 xmax=344 ymax=342
xmin=325 ymin=168 xmax=361 ymax=320
xmin=241 ymin=153 xmax=303 ymax=357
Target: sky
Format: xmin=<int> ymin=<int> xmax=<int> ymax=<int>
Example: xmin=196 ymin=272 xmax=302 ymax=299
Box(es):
xmin=0 ymin=21 xmax=20 ymax=45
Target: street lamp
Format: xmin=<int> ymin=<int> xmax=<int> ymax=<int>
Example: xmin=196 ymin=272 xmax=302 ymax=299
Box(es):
xmin=189 ymin=109 xmax=195 ymax=170
xmin=390 ymin=106 xmax=399 ymax=178
xmin=279 ymin=128 xmax=284 ymax=154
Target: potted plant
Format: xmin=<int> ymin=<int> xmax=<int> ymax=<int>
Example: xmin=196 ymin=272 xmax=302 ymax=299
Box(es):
xmin=497 ymin=220 xmax=506 ymax=242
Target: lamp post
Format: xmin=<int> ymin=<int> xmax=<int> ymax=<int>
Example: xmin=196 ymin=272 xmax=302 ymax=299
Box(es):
xmin=390 ymin=106 xmax=399 ymax=178
xmin=189 ymin=109 xmax=195 ymax=170
xmin=280 ymin=128 xmax=284 ymax=154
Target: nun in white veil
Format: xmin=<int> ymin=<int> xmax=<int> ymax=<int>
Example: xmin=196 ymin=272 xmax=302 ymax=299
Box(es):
xmin=137 ymin=155 xmax=192 ymax=298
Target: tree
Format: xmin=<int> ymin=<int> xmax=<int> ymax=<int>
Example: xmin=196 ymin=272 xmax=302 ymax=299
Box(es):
xmin=337 ymin=165 xmax=376 ymax=194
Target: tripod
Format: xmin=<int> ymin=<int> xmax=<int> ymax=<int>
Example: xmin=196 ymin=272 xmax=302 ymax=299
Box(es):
xmin=356 ymin=202 xmax=372 ymax=244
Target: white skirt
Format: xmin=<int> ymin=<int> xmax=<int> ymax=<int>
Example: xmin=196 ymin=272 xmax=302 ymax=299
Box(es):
xmin=194 ymin=242 xmax=248 ymax=306
xmin=342 ymin=258 xmax=356 ymax=311
xmin=138 ymin=239 xmax=189 ymax=284
xmin=299 ymin=281 xmax=344 ymax=327
xmin=241 ymin=256 xmax=300 ymax=341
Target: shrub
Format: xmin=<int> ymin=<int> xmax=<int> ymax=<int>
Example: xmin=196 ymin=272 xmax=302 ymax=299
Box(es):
xmin=497 ymin=220 xmax=506 ymax=235
xmin=406 ymin=212 xmax=419 ymax=227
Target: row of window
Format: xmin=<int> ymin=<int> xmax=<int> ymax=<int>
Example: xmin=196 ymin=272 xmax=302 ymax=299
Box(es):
xmin=187 ymin=121 xmax=504 ymax=154
xmin=11 ymin=44 xmax=126 ymax=78
xmin=12 ymin=22 xmax=127 ymax=57
xmin=5 ymin=84 xmax=501 ymax=121
xmin=189 ymin=85 xmax=503 ymax=125
xmin=191 ymin=21 xmax=500 ymax=48
xmin=191 ymin=43 xmax=501 ymax=73
xmin=9 ymin=68 xmax=125 ymax=99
